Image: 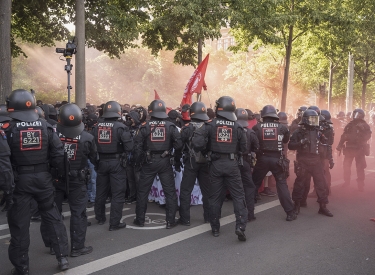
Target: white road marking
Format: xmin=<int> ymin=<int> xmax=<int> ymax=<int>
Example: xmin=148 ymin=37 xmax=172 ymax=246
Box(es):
xmin=55 ymin=200 xmax=280 ymax=275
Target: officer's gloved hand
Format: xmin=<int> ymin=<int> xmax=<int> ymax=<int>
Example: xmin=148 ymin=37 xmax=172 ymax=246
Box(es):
xmin=1 ymin=192 xmax=13 ymax=212
xmin=174 ymin=160 xmax=183 ymax=172
xmin=329 ymin=159 xmax=334 ymax=169
xmin=300 ymin=138 xmax=310 ymax=145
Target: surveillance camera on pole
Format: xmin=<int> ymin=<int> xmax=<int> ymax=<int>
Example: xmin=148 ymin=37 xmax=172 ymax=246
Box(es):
xmin=56 ymin=39 xmax=77 ymax=103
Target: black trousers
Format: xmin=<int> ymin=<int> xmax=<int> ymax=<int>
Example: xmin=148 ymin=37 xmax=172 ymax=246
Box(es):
xmin=240 ymin=160 xmax=256 ymax=219
xmin=55 ymin=179 xmax=88 ymax=251
xmin=95 ymin=159 xmax=127 ymax=226
xmin=179 ymin=158 xmax=210 ymax=223
xmin=301 ymin=158 xmax=331 ymax=201
xmin=8 ymin=172 xmax=69 ymax=275
xmin=343 ymin=149 xmax=366 ymax=186
xmin=126 ymin=165 xmax=140 ymax=199
xmin=136 ymin=156 xmax=177 ymax=224
xmin=252 ymin=155 xmax=294 ymax=213
xmin=209 ymin=158 xmax=247 ymax=231
xmin=292 ymin=158 xmax=328 ymax=204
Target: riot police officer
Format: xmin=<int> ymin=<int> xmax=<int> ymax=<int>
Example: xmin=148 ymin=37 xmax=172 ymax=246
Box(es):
xmin=289 ymin=109 xmax=333 ymax=217
xmin=92 ymin=101 xmax=133 ymax=230
xmin=133 ymin=100 xmax=182 ymax=229
xmin=336 ymin=109 xmax=372 ymax=191
xmin=3 ymin=89 xmax=69 ymax=274
xmin=178 ymin=102 xmax=210 ymax=225
xmin=192 ymin=96 xmax=248 ymax=241
xmin=252 ymin=105 xmax=296 ymax=221
xmin=290 ymin=106 xmax=307 ymax=134
xmin=55 ymin=103 xmax=97 ymax=256
xmin=236 ymin=108 xmax=259 ymax=222
xmin=41 ymin=104 xmax=58 ymax=126
xmin=0 ymin=104 xmax=13 ymax=212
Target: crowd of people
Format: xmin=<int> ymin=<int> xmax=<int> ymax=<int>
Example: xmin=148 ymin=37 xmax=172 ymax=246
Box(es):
xmin=0 ymin=88 xmax=373 ymax=274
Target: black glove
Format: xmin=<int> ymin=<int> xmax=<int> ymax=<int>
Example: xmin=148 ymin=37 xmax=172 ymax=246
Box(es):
xmin=301 ymin=138 xmax=310 ymax=145
xmin=174 ymin=160 xmax=183 ymax=172
xmin=329 ymin=159 xmax=334 ymax=169
xmin=1 ymin=191 xmax=13 ymax=212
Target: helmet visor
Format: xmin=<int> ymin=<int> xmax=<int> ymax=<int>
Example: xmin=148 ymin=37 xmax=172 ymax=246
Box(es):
xmin=308 ymin=115 xmax=319 ymax=126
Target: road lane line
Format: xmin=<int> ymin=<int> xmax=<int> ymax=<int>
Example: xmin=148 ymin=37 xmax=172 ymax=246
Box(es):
xmin=55 ymin=200 xmax=280 ymax=275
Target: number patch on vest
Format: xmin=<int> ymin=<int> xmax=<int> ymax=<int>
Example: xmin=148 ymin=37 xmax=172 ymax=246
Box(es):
xmin=263 ymin=128 xmax=277 ymax=140
xmin=64 ymin=143 xmax=78 ymax=161
xmin=20 ymin=130 xmax=42 ymax=151
xmin=98 ymin=128 xmax=112 ymax=144
xmin=150 ymin=126 xmax=165 ymax=142
xmin=216 ymin=127 xmax=232 ymax=142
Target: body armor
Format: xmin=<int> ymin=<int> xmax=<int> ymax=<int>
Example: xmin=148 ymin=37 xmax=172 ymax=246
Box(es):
xmin=258 ymin=122 xmax=284 ymax=152
xmin=209 ymin=118 xmax=238 ymax=154
xmin=145 ymin=120 xmax=172 ymax=152
xmin=9 ymin=119 xmax=49 ymax=166
xmin=58 ymin=131 xmax=91 ymax=170
xmin=93 ymin=120 xmax=125 ymax=154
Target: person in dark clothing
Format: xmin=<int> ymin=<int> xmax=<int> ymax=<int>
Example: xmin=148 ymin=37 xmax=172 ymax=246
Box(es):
xmin=192 ymin=96 xmax=248 ymax=241
xmin=178 ymin=102 xmax=210 ymax=225
xmin=133 ymin=100 xmax=182 ymax=229
xmin=41 ymin=104 xmax=58 ymax=126
xmin=54 ymin=103 xmax=97 ymax=256
xmin=336 ymin=108 xmax=372 ymax=191
xmin=236 ymin=108 xmax=259 ymax=222
xmin=92 ymin=101 xmax=133 ymax=230
xmin=252 ymin=105 xmax=296 ymax=221
xmin=4 ymin=89 xmax=70 ymax=274
xmin=289 ymin=109 xmax=333 ymax=217
xmin=289 ymin=106 xmax=307 ymax=134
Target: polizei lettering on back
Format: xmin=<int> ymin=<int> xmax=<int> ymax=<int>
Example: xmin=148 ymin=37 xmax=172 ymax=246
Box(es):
xmin=16 ymin=121 xmax=42 ymax=127
xmin=216 ymin=120 xmax=234 ymax=126
xmin=97 ymin=122 xmax=114 ymax=127
xmin=260 ymin=123 xmax=279 ymax=128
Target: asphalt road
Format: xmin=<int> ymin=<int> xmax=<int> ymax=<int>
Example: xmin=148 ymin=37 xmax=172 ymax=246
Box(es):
xmin=1 ymin=156 xmax=375 ymax=275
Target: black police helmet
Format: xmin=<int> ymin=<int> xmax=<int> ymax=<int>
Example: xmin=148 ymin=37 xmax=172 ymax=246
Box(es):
xmin=308 ymin=105 xmax=320 ymax=115
xmin=260 ymin=105 xmax=279 ymax=119
xmin=148 ymin=100 xmax=168 ymax=119
xmin=298 ymin=106 xmax=307 ymax=112
xmin=6 ymin=89 xmax=38 ymax=122
xmin=245 ymin=109 xmax=254 ymax=120
xmin=277 ymin=111 xmax=288 ymax=124
xmin=102 ymin=101 xmax=122 ymax=119
xmin=235 ymin=108 xmax=249 ymax=127
xmin=190 ymin=102 xmax=209 ymax=121
xmin=337 ymin=111 xmax=345 ymax=119
xmin=320 ymin=110 xmax=332 ymax=123
xmin=215 ymin=96 xmax=237 ymax=121
xmin=0 ymin=104 xmax=10 ymax=122
xmin=299 ymin=109 xmax=319 ymax=126
xmin=57 ymin=103 xmax=84 ymax=138
xmin=35 ymin=106 xmax=45 ymax=119
xmin=351 ymin=108 xmax=365 ymax=120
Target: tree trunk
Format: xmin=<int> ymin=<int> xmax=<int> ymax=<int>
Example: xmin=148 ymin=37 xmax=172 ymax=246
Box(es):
xmin=280 ymin=25 xmax=293 ymax=112
xmin=328 ymin=61 xmax=334 ymax=112
xmin=75 ymin=0 xmax=86 ymax=108
xmin=361 ymin=58 xmax=368 ymax=109
xmin=197 ymin=38 xmax=202 ymax=102
xmin=0 ymin=0 xmax=12 ymax=103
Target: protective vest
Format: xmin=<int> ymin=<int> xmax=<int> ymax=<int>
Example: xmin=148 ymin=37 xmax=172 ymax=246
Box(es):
xmin=94 ymin=120 xmax=124 ymax=154
xmin=259 ymin=122 xmax=284 ymax=152
xmin=210 ymin=118 xmax=238 ymax=154
xmin=58 ymin=131 xmax=88 ymax=170
xmin=145 ymin=120 xmax=171 ymax=152
xmin=9 ymin=119 xmax=49 ymax=166
xmin=299 ymin=128 xmax=320 ymax=155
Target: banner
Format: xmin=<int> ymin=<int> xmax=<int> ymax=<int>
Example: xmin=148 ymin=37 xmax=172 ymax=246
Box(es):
xmin=180 ymin=54 xmax=209 ymax=107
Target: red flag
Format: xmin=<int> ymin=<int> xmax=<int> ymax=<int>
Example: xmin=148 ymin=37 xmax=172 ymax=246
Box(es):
xmin=180 ymin=54 xmax=209 ymax=107
xmin=154 ymin=90 xmax=161 ymax=100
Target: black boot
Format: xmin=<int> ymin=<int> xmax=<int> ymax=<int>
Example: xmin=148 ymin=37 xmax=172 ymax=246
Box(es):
xmin=58 ymin=257 xmax=69 ymax=271
xmin=318 ymin=203 xmax=333 ymax=217
xmin=294 ymin=201 xmax=300 ymax=215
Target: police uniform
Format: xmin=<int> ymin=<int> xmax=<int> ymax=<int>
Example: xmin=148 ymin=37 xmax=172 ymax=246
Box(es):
xmin=337 ymin=109 xmax=372 ymax=190
xmin=236 ymin=108 xmax=258 ymax=222
xmin=252 ymin=105 xmax=295 ymax=221
xmin=4 ymin=89 xmax=69 ymax=274
xmin=192 ymin=96 xmax=248 ymax=240
xmin=53 ymin=103 xmax=97 ymax=255
xmin=178 ymin=102 xmax=211 ymax=225
xmin=133 ymin=116 xmax=182 ymax=228
xmin=0 ymin=129 xmax=13 ymax=210
xmin=92 ymin=101 xmax=133 ymax=228
xmin=289 ymin=109 xmax=332 ymax=217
